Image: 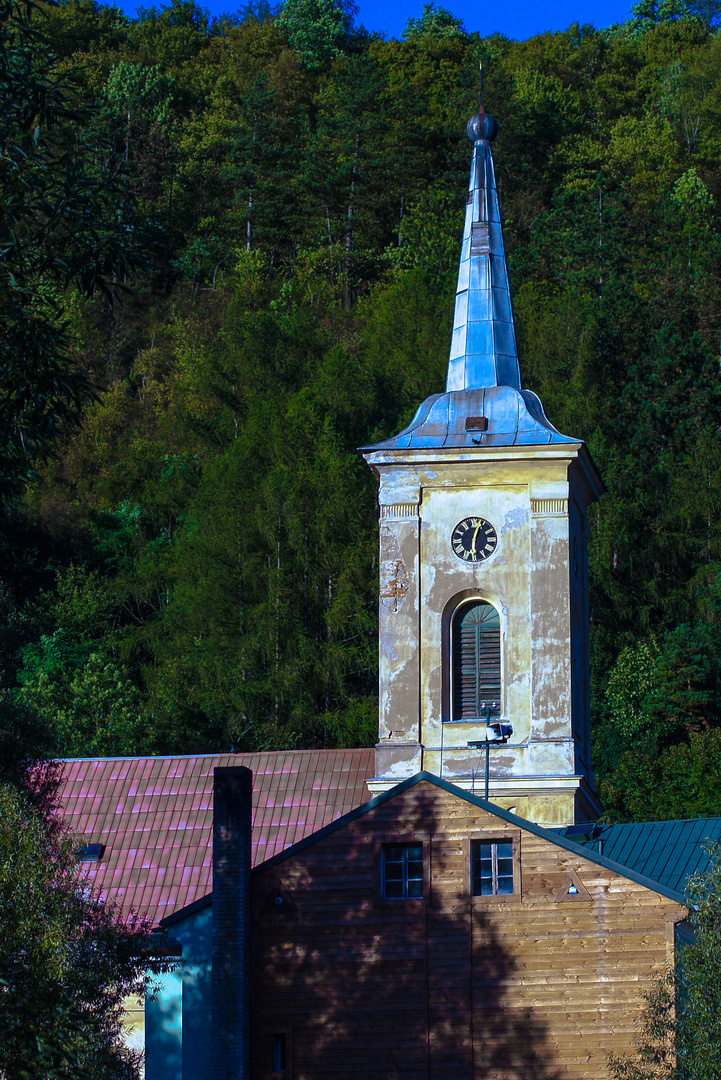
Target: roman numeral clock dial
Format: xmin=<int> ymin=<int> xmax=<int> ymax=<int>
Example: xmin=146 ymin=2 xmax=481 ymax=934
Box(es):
xmin=451 ymin=517 xmax=498 ymax=563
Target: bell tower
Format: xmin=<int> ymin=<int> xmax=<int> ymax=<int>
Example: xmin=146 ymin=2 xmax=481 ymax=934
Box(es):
xmin=362 ymin=82 xmax=604 ymax=827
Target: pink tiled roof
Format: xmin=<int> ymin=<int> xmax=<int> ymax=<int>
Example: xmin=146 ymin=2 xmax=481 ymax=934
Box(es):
xmin=58 ymin=749 xmax=375 ymax=926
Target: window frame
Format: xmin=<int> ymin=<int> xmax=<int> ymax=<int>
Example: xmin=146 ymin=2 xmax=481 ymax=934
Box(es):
xmin=442 ymin=592 xmax=506 ymax=724
xmin=272 ymin=1034 xmax=287 ymax=1074
xmin=374 ymin=836 xmax=430 ymax=906
xmin=263 ymin=1027 xmax=292 ymax=1080
xmin=451 ymin=599 xmax=502 ymax=723
xmin=465 ymin=834 xmax=522 ymax=904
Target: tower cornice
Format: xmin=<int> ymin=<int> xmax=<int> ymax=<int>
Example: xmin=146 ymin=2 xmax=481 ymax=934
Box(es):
xmin=363 ymin=442 xmax=606 ymax=506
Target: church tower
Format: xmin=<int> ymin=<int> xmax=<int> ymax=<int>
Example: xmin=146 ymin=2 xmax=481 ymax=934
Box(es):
xmin=362 ymin=85 xmax=604 ymax=827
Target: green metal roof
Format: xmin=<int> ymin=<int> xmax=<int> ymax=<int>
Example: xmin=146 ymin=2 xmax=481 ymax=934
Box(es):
xmin=551 ymin=818 xmax=721 ymax=898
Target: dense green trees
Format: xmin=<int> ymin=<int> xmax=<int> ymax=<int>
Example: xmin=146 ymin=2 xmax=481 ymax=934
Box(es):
xmin=609 ymin=844 xmax=721 ymax=1079
xmin=2 ymin=0 xmax=721 ymax=817
xmin=0 ymin=773 xmax=154 ymax=1079
xmin=277 ymin=0 xmax=358 ymax=69
xmin=0 ymin=0 xmax=136 ymax=501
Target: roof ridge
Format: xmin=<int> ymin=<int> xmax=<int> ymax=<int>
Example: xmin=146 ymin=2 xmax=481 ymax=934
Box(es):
xmin=61 ymin=748 xmax=374 ymax=764
xmin=564 ymin=817 xmax=721 ymax=829
xmin=249 ymin=773 xmax=688 ymax=907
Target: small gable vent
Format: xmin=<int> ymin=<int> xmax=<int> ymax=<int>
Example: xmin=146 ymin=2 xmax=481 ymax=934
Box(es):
xmin=555 ymin=870 xmax=591 ymax=903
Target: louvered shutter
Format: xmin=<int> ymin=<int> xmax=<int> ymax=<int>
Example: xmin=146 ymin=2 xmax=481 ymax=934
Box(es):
xmin=452 ymin=602 xmax=501 ymax=720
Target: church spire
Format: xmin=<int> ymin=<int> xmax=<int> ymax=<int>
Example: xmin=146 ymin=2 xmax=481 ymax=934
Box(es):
xmin=362 ymin=69 xmax=578 ymax=451
xmin=446 ymin=68 xmax=522 ymax=393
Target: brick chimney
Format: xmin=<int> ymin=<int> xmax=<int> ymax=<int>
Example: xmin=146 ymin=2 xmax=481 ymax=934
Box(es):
xmin=212 ymin=766 xmax=252 ymax=1080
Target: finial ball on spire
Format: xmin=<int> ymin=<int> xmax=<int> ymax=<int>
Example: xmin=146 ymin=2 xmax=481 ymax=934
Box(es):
xmin=468 ymin=60 xmax=498 ymax=142
xmin=467 ymin=111 xmax=499 ymax=142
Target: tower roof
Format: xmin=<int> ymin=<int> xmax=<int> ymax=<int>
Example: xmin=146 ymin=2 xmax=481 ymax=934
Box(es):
xmin=447 ymin=98 xmax=520 ymax=393
xmin=364 ymin=74 xmax=579 ymax=454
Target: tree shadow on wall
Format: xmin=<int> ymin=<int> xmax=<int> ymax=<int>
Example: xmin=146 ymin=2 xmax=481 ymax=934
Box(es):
xmin=145 ymin=976 xmax=183 ymax=1080
xmin=251 ymin=781 xmax=563 ymax=1080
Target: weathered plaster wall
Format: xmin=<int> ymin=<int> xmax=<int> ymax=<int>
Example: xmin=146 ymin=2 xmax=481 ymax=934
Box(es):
xmin=376 ymin=484 xmax=422 ymax=779
xmin=569 ymin=481 xmax=593 ymax=786
xmin=368 ymin=446 xmax=600 ymax=825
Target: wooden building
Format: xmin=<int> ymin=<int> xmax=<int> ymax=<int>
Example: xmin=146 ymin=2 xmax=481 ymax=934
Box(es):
xmin=159 ymin=769 xmax=688 ymax=1080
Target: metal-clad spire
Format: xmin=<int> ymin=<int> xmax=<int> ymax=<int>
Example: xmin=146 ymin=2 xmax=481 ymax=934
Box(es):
xmin=446 ymin=69 xmax=521 ymax=393
xmin=361 ymin=69 xmax=580 ymax=452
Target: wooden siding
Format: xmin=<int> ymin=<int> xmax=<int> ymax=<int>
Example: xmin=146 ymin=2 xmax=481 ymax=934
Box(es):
xmin=251 ymin=782 xmax=684 ymax=1080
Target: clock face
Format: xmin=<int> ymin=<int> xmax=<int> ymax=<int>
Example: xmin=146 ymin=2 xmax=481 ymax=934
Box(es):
xmin=451 ymin=517 xmax=498 ymax=563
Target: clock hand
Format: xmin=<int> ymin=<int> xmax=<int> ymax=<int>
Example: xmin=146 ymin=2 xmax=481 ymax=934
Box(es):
xmin=471 ymin=521 xmax=482 ymax=556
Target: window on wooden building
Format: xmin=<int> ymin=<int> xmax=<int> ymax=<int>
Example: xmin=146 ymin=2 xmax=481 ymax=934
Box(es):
xmin=272 ymin=1034 xmax=287 ymax=1074
xmin=471 ymin=840 xmax=514 ymax=896
xmin=452 ymin=601 xmax=501 ymax=721
xmin=382 ymin=842 xmax=423 ymax=899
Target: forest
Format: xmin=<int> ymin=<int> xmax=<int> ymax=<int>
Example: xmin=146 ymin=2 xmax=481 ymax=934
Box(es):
xmin=2 ymin=0 xmax=721 ymax=824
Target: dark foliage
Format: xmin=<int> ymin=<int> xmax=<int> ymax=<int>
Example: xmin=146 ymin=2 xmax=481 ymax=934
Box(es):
xmin=2 ymin=0 xmax=721 ymax=815
xmin=0 ymin=764 xmax=154 ymax=1080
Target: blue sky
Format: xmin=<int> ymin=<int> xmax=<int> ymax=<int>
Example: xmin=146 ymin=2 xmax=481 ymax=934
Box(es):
xmin=121 ymin=0 xmax=637 ymax=41
xmin=353 ymin=0 xmax=635 ymax=41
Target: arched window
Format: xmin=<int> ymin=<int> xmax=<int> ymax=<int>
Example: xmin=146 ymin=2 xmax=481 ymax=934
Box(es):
xmin=452 ymin=601 xmax=501 ymax=720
